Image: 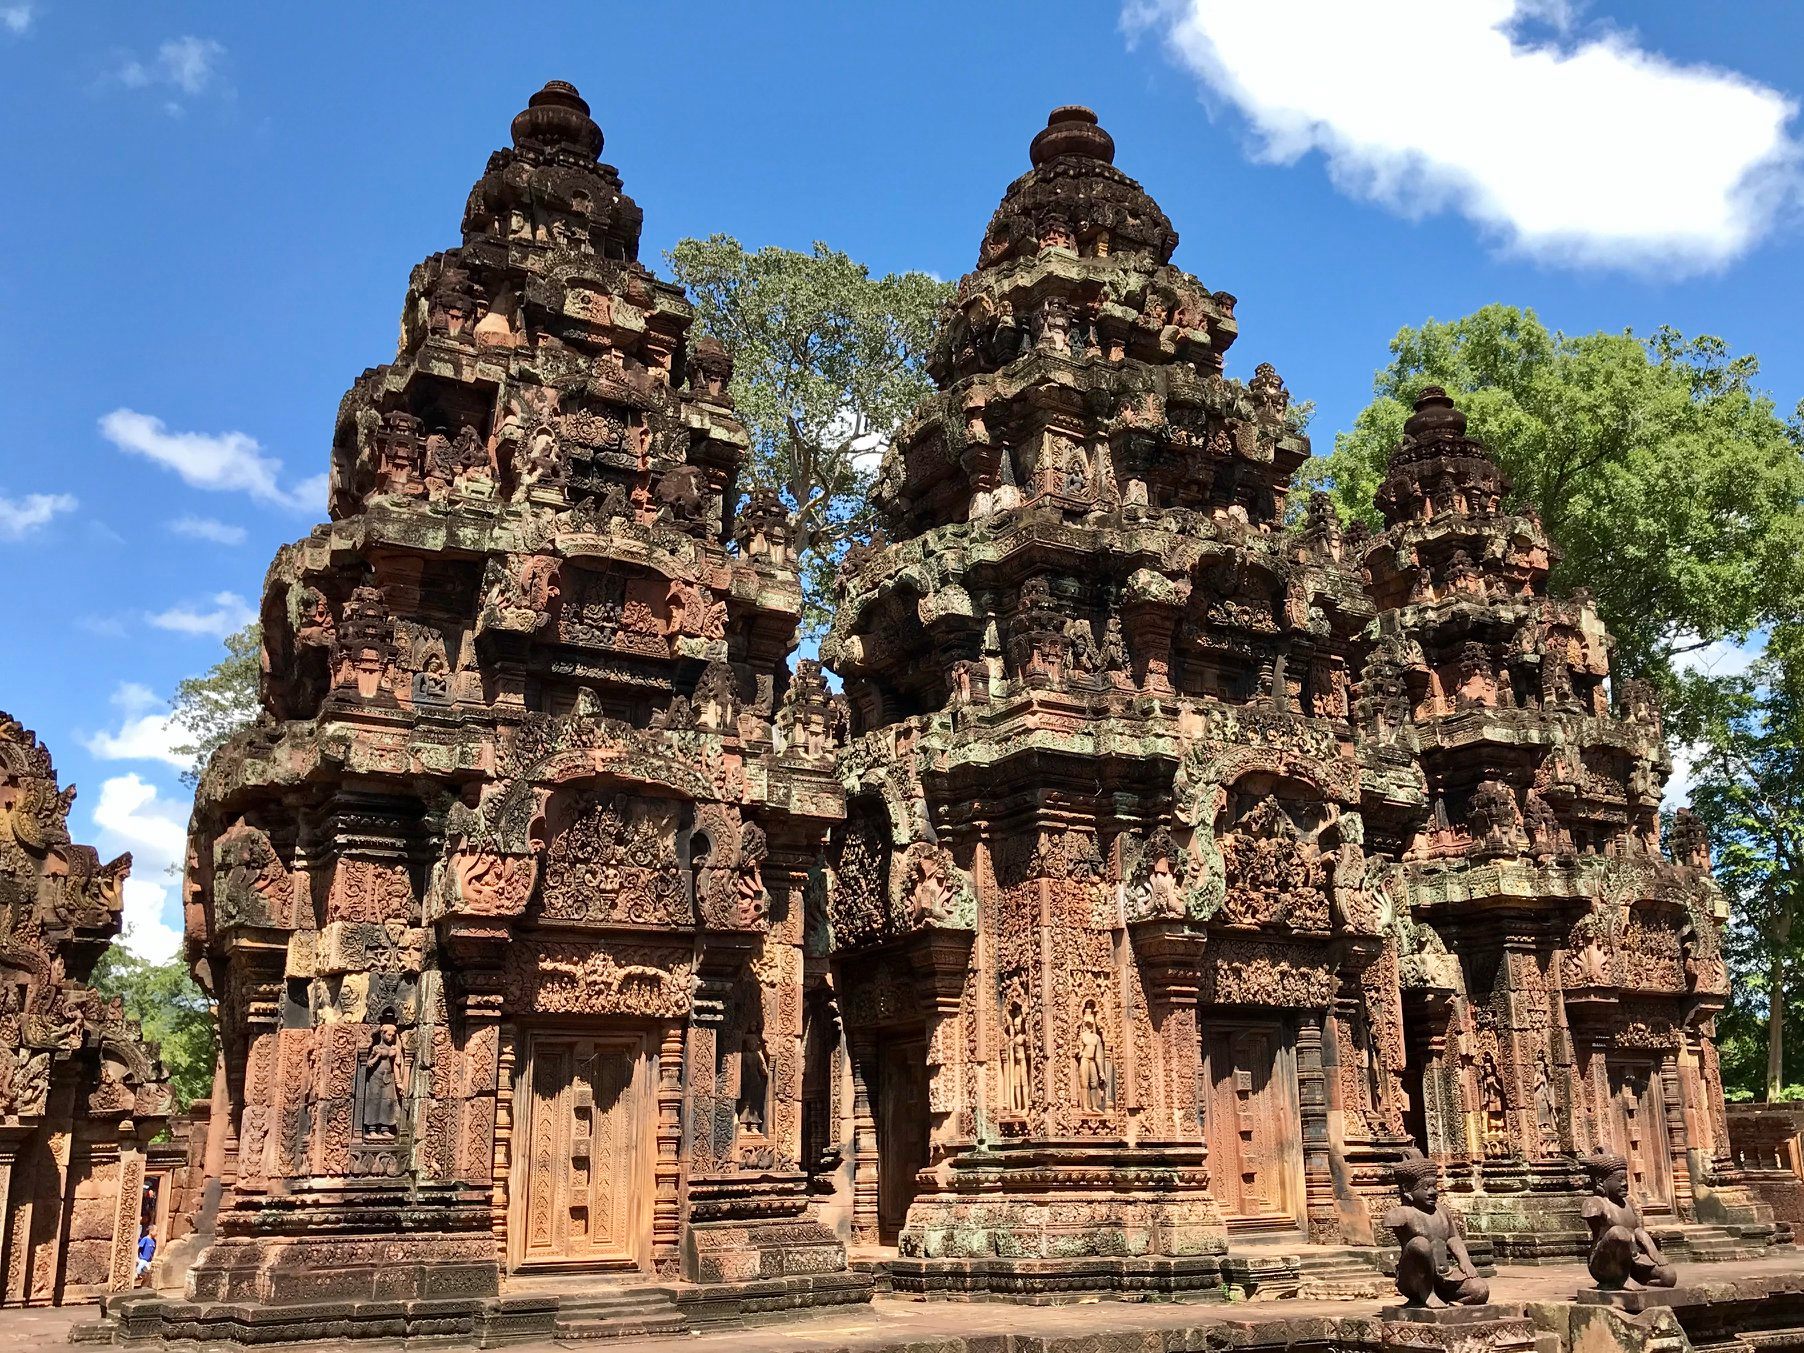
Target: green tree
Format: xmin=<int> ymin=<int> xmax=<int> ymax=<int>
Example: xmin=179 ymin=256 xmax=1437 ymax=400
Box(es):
xmin=1307 ymin=305 xmax=1804 ymax=706
xmin=90 ymin=945 xmax=217 ymax=1109
xmin=1686 ymin=628 xmax=1804 ymax=1101
xmin=668 ymin=236 xmax=949 ymax=632
xmin=169 ymin=623 xmax=262 ymax=787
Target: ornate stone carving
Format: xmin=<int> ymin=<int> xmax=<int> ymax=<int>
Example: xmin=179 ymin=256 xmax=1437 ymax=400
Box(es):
xmin=542 ymin=789 xmax=688 ymax=927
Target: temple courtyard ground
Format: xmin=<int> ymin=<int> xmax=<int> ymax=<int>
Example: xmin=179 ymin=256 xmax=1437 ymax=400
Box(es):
xmin=8 ymin=1254 xmax=1802 ymax=1351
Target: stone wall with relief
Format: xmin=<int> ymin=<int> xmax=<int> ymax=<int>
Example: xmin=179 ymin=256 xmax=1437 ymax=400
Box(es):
xmin=0 ymin=715 xmax=172 ymax=1305
xmin=175 ymin=83 xmax=855 ymax=1317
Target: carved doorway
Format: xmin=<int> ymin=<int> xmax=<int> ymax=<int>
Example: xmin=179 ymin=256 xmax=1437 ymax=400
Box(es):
xmin=512 ymin=1030 xmax=653 ymax=1272
xmin=1201 ymin=1018 xmax=1305 ymax=1232
xmin=874 ymin=1037 xmax=929 ymax=1246
xmin=1606 ymin=1057 xmax=1673 ymax=1216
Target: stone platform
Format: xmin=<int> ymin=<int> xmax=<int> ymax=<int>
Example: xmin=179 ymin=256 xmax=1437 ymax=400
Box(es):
xmin=46 ymin=1255 xmax=1804 ymax=1351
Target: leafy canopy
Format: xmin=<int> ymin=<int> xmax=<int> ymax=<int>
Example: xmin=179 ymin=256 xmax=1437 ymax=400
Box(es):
xmin=170 ymin=622 xmax=262 ymax=787
xmin=1307 ymin=305 xmax=1804 ymax=709
xmin=668 ymin=236 xmax=949 ymax=633
xmin=90 ymin=945 xmax=217 ymax=1109
xmin=1686 ymin=627 xmax=1804 ymax=1100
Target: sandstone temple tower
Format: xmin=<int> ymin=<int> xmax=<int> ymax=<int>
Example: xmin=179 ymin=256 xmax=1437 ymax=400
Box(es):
xmin=162 ymin=83 xmax=858 ymax=1340
xmin=1361 ymin=387 xmax=1764 ymax=1253
xmin=820 ymin=107 xmax=1763 ymax=1296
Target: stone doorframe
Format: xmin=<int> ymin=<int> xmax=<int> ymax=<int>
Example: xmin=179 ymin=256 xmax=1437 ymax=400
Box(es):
xmin=1199 ymin=1012 xmax=1308 ymax=1234
xmin=496 ymin=1018 xmax=679 ymax=1276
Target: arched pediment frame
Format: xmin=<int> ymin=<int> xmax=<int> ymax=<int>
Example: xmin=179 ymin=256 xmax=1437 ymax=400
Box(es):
xmin=1173 ymin=743 xmax=1367 ymax=931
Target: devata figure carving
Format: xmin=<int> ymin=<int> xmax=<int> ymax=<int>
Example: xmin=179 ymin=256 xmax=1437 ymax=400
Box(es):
xmin=1075 ymin=999 xmax=1110 ymax=1113
xmin=1582 ymin=1150 xmax=1676 ymax=1290
xmin=1385 ymin=1155 xmax=1490 ymax=1308
xmin=361 ymin=1007 xmax=410 ymax=1140
xmin=1002 ymin=989 xmax=1031 ymax=1115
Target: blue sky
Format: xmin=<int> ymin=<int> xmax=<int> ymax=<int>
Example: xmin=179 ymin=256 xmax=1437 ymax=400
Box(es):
xmin=1 ymin=2 xmax=1799 ymax=958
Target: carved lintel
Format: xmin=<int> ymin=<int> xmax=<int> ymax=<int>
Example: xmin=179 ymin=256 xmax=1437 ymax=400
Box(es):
xmin=904 ymin=927 xmax=975 ymax=1016
xmin=434 ymin=917 xmax=511 ymax=969
xmin=1130 ymin=920 xmax=1207 ymax=1009
xmin=696 ymin=928 xmax=760 ymax=979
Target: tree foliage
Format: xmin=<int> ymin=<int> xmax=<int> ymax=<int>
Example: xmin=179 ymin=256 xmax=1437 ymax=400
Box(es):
xmin=90 ymin=945 xmax=217 ymax=1109
xmin=668 ymin=236 xmax=949 ymax=633
xmin=169 ymin=622 xmax=262 ymax=787
xmin=1307 ymin=305 xmax=1804 ymax=711
xmin=1685 ymin=628 xmax=1804 ymax=1101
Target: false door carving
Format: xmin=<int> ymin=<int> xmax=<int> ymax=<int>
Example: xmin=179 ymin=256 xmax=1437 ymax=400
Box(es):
xmin=514 ymin=1031 xmax=651 ymax=1271
xmin=1607 ymin=1058 xmax=1673 ymax=1215
xmin=1202 ymin=1019 xmax=1305 ymax=1231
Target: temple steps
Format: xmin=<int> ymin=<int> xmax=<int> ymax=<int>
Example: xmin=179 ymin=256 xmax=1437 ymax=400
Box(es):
xmin=1658 ymin=1222 xmax=1790 ymax=1262
xmin=549 ymin=1284 xmax=688 ymax=1340
xmin=1293 ymin=1246 xmax=1390 ymax=1299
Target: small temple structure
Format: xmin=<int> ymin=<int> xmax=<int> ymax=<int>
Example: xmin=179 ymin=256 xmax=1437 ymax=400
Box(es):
xmin=0 ymin=715 xmax=172 ymax=1305
xmin=90 ymin=90 xmax=1786 ymax=1346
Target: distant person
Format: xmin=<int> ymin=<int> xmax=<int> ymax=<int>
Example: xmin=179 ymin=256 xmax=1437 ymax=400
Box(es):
xmin=136 ymin=1226 xmax=157 ymax=1287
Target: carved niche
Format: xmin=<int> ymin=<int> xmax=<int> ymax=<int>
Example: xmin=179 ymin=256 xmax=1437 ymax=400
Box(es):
xmin=541 ymin=786 xmax=690 ymax=926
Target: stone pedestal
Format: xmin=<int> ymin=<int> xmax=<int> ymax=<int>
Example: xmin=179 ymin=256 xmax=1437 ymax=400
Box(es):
xmin=184 ymin=1182 xmax=497 ymax=1306
xmin=1573 ymin=1286 xmax=1698 ymax=1314
xmin=682 ymin=1172 xmax=848 ymax=1285
xmin=892 ymin=1142 xmax=1228 ymax=1298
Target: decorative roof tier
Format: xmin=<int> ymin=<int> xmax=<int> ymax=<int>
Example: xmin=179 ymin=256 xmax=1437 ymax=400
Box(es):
xmin=857 ymin=107 xmax=1284 ymax=546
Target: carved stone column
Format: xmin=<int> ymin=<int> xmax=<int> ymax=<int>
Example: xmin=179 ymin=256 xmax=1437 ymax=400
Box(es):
xmin=654 ymin=1024 xmax=684 ymax=1274
xmin=1129 ymin=921 xmax=1207 ymax=1139
xmin=108 ymin=1124 xmax=148 ymax=1294
xmin=846 ymin=1030 xmax=881 ymax=1247
xmin=1296 ymin=1015 xmax=1338 ymax=1242
xmin=904 ymin=927 xmax=976 ymax=1157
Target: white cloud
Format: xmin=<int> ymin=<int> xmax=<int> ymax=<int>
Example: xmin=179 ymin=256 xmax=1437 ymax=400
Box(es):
xmin=100 ymin=409 xmax=316 ymax=510
xmin=84 ymin=682 xmax=195 ymax=772
xmin=1 ymin=6 xmax=32 ymax=36
xmin=0 ymin=491 xmax=75 ymax=539
xmin=169 ymin=515 xmax=247 ymax=546
xmin=147 ymin=591 xmax=255 ymax=639
xmin=158 ymin=36 xmax=223 ymax=95
xmin=1126 ymin=0 xmax=1800 ymax=270
xmin=120 ymin=879 xmax=184 ymax=963
xmin=1662 ymin=633 xmax=1765 ymax=810
xmin=1663 ymin=741 xmax=1700 ymax=813
xmin=89 ymin=774 xmax=189 ymax=963
xmin=108 ymin=36 xmax=226 ymax=109
xmin=78 ymin=615 xmax=130 ymax=640
xmin=92 ymin=773 xmax=188 ymax=877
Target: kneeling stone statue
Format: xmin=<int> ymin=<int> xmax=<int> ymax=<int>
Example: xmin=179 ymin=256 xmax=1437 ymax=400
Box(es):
xmin=1582 ymin=1150 xmax=1676 ymax=1291
xmin=1386 ymin=1153 xmax=1490 ymax=1308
